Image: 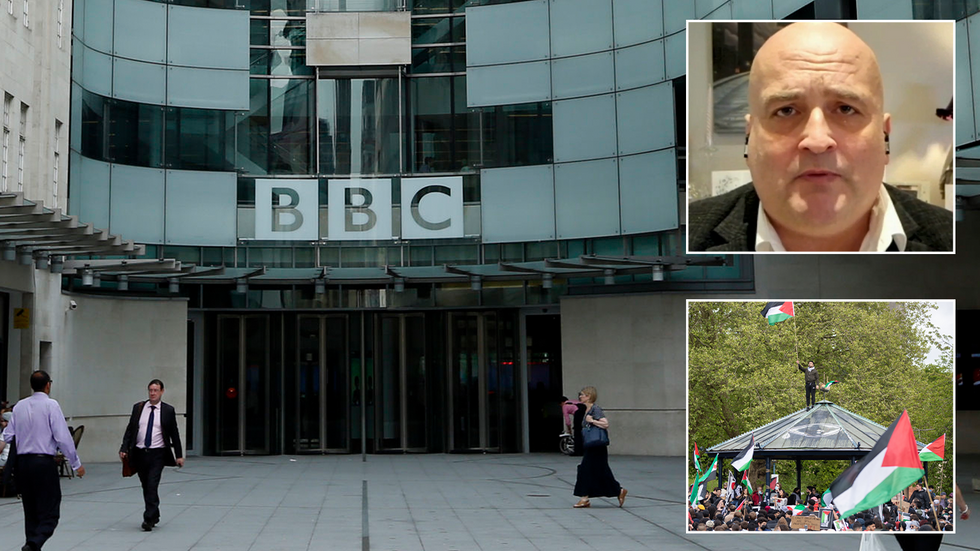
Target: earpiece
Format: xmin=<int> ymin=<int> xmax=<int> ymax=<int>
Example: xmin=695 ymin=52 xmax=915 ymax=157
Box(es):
xmin=884 ymin=132 xmax=890 ymax=155
xmin=744 ymin=134 xmax=750 ymax=159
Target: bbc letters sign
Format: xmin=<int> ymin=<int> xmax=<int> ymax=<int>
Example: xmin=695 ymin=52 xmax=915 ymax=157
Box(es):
xmin=254 ymin=177 xmax=464 ymax=241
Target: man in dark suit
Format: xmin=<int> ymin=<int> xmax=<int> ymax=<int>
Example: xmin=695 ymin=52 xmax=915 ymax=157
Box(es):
xmin=119 ymin=379 xmax=184 ymax=532
xmin=688 ymin=22 xmax=952 ymax=252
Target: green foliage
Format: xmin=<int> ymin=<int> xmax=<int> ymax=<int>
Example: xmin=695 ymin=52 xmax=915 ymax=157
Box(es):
xmin=688 ymin=302 xmax=953 ymax=494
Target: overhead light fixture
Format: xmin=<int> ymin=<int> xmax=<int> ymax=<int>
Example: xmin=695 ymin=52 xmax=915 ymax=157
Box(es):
xmin=542 ymin=273 xmax=553 ymax=289
xmin=652 ymin=265 xmax=664 ymax=281
xmin=18 ymin=249 xmax=31 ymax=266
xmin=236 ymin=278 xmax=248 ymax=294
xmin=470 ymin=275 xmax=482 ymax=291
xmin=118 ymin=274 xmax=129 ymax=291
xmin=34 ymin=252 xmax=49 ymax=270
xmin=49 ymin=255 xmax=63 ymax=274
xmin=2 ymin=244 xmax=14 ymax=261
xmin=603 ymin=268 xmax=615 ymax=286
xmin=168 ymin=278 xmax=179 ymax=293
xmin=81 ymin=268 xmax=94 ymax=286
xmin=315 ymin=278 xmax=325 ymax=295
xmin=393 ymin=277 xmax=405 ymax=293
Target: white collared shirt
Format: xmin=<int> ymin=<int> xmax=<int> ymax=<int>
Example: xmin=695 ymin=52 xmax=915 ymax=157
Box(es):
xmin=136 ymin=401 xmax=165 ymax=449
xmin=755 ymin=185 xmax=906 ymax=252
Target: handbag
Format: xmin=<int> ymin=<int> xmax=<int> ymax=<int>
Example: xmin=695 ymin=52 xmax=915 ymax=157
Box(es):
xmin=1 ymin=437 xmax=17 ymax=496
xmin=582 ymin=408 xmax=610 ymax=448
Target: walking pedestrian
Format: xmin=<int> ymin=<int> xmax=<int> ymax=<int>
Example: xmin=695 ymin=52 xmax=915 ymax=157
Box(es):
xmin=572 ymin=386 xmax=627 ymax=508
xmin=2 ymin=371 xmax=85 ymax=551
xmin=119 ymin=379 xmax=184 ymax=531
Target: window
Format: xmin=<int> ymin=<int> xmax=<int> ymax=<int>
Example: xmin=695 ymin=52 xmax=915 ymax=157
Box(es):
xmin=53 ymin=120 xmax=62 ymax=204
xmin=57 ymin=0 xmax=63 ymax=48
xmin=17 ymin=136 xmax=24 ymax=189
xmin=17 ymin=103 xmax=27 ymax=190
xmin=22 ymin=0 xmax=27 ymax=27
xmin=1 ymin=94 xmax=9 ymax=192
xmin=6 ymin=0 xmax=12 ymax=16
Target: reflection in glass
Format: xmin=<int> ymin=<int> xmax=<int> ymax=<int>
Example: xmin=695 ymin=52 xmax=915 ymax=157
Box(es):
xmin=318 ymin=78 xmax=401 ymax=175
xmin=410 ymin=76 xmax=479 ymax=172
xmin=80 ymin=91 xmax=105 ymax=160
xmin=250 ymin=0 xmax=308 ymax=16
xmin=165 ymin=108 xmax=236 ymax=171
xmin=245 ymin=79 xmax=315 ymax=175
xmin=108 ymin=100 xmax=164 ymax=168
xmin=411 ymin=17 xmax=464 ymax=44
xmin=482 ymin=101 xmax=552 ymax=168
xmin=250 ymin=49 xmax=314 ymax=76
xmin=410 ymin=46 xmax=465 ymax=74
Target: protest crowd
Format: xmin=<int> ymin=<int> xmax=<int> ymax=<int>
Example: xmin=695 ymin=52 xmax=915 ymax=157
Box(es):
xmin=687 ymin=481 xmax=958 ymax=532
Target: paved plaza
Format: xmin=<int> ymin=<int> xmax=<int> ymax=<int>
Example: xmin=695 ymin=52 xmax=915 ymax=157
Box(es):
xmin=0 ymin=453 xmax=978 ymax=551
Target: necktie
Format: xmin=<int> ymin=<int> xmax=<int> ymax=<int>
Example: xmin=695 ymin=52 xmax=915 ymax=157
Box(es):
xmin=144 ymin=405 xmax=156 ymax=448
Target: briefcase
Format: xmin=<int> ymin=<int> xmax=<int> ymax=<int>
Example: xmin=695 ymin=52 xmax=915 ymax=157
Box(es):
xmin=122 ymin=455 xmax=135 ymax=478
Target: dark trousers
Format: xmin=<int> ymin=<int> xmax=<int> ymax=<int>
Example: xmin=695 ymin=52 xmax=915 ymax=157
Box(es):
xmin=19 ymin=454 xmax=61 ymax=550
xmin=805 ymin=383 xmax=816 ymax=407
xmin=133 ymin=447 xmax=166 ymax=524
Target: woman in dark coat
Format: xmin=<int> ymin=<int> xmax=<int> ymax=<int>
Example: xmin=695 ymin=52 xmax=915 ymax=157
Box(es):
xmin=572 ymin=386 xmax=627 ymax=508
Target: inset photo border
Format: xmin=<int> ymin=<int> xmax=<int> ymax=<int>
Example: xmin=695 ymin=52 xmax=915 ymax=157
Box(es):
xmin=685 ymin=21 xmax=955 ymax=253
xmin=686 ymin=300 xmax=956 ymax=534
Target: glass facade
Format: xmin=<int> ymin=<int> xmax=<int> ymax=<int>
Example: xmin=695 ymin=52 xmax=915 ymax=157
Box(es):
xmin=913 ymin=0 xmax=980 ymax=18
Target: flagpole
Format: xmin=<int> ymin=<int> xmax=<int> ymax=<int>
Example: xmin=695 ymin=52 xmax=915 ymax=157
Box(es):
xmin=794 ymin=313 xmax=800 ymax=365
xmin=922 ymin=471 xmax=941 ymax=528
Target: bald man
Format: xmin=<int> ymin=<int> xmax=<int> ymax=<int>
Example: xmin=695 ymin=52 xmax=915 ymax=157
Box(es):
xmin=689 ymin=22 xmax=952 ymax=252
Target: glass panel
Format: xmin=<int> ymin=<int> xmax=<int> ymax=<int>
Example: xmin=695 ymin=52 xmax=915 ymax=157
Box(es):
xmin=410 ymin=46 xmax=465 ymax=74
xmin=318 ymin=78 xmax=401 ymax=175
xmin=309 ymin=0 xmax=399 ymax=11
xmin=271 ymin=79 xmax=315 ymax=174
xmin=248 ymin=247 xmax=293 ymax=267
xmin=405 ymin=315 xmax=426 ymax=449
xmin=165 ymin=107 xmax=236 ymax=171
xmin=452 ymin=313 xmax=480 ymax=449
xmin=482 ymin=102 xmax=552 ymax=168
xmin=251 ymin=49 xmax=314 ymax=77
xmin=411 ymin=0 xmax=450 ymax=14
xmin=496 ymin=312 xmax=518 ymax=452
xmin=409 ymin=246 xmax=432 ymax=265
xmin=325 ymin=317 xmax=348 ymax=449
xmin=244 ymin=316 xmax=269 ymax=452
xmin=108 ymin=100 xmax=164 ymax=167
xmin=80 ymin=90 xmax=106 ymax=161
xmin=218 ymin=316 xmax=240 ymax=452
xmin=379 ymin=316 xmax=401 ymax=448
xmin=251 ymin=19 xmax=270 ymax=46
xmin=297 ymin=316 xmax=321 ymax=451
xmin=485 ymin=313 xmax=498 ymax=449
xmin=434 ymin=244 xmax=478 ymax=264
xmin=172 ymin=0 xmax=243 ymax=8
xmin=412 ymin=16 xmax=465 ymax=44
xmin=251 ymin=0 xmax=307 ymax=16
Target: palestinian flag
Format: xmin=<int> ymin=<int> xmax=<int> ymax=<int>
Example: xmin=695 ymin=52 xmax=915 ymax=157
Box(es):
xmin=791 ymin=505 xmax=807 ymax=515
xmin=727 ymin=470 xmax=737 ymax=497
xmin=693 ymin=442 xmax=701 ymax=473
xmin=741 ymin=469 xmax=752 ymax=493
xmin=697 ymin=454 xmax=719 ymax=485
xmin=827 ymin=410 xmax=924 ymax=518
xmin=824 ymin=380 xmax=839 ymax=390
xmin=761 ymin=301 xmax=794 ymax=325
xmin=734 ymin=498 xmax=745 ymax=513
xmin=769 ymin=475 xmax=779 ymax=490
xmin=732 ymin=435 xmax=754 ymax=472
xmin=821 ymin=489 xmax=832 ymax=507
xmin=689 ymin=480 xmax=707 ymax=506
xmin=919 ymin=434 xmax=945 ymax=462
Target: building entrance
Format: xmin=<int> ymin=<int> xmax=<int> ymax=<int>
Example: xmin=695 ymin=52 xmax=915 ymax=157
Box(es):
xmin=203 ymin=309 xmax=527 ymax=455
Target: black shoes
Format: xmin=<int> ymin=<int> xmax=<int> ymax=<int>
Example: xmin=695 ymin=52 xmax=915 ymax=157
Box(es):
xmin=141 ymin=521 xmax=154 ymax=532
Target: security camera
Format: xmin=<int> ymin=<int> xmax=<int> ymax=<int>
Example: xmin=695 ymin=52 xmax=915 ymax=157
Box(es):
xmin=68 ymin=300 xmax=77 ymax=310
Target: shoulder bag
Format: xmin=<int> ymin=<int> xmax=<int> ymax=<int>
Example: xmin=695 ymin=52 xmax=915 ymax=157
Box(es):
xmin=582 ymin=407 xmax=610 ymax=448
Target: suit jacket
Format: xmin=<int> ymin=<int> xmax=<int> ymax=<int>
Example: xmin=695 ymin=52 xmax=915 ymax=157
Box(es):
xmin=120 ymin=401 xmax=183 ymax=467
xmin=688 ymin=183 xmax=953 ymax=252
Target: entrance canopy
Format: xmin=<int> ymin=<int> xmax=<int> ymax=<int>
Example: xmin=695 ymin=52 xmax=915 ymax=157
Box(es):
xmin=707 ymin=401 xmax=927 ymax=461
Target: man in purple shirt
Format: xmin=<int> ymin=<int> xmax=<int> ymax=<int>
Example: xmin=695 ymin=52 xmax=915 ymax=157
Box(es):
xmin=2 ymin=371 xmax=85 ymax=551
